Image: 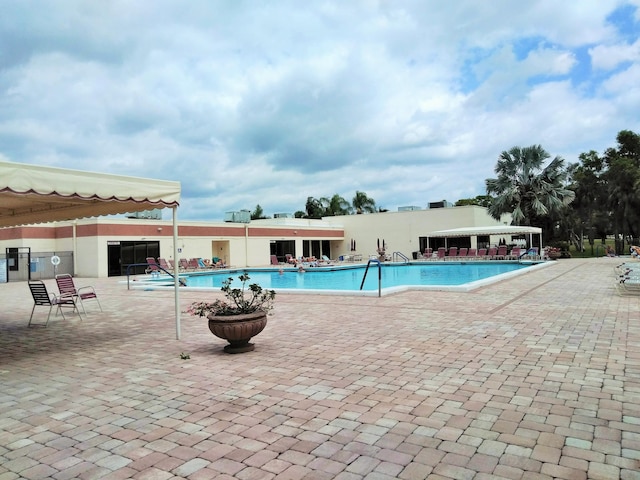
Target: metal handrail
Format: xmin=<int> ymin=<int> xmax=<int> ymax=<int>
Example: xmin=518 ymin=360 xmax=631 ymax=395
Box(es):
xmin=392 ymin=251 xmax=410 ymax=263
xmin=360 ymin=259 xmax=382 ymax=297
xmin=126 ymin=263 xmax=186 ymax=290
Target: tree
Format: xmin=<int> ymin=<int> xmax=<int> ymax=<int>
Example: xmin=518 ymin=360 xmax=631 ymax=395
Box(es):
xmin=320 ymin=194 xmax=352 ymax=216
xmin=602 ymin=130 xmax=640 ymax=249
xmin=455 ymin=195 xmax=493 ymax=208
xmin=352 ymin=191 xmax=376 ymax=214
xmin=251 ymin=204 xmax=268 ymax=220
xmin=304 ymin=197 xmax=324 ymax=219
xmin=565 ymin=151 xmax=610 ymax=253
xmin=485 ymin=145 xmax=575 ymax=241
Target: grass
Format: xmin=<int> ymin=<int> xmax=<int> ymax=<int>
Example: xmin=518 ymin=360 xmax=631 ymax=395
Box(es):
xmin=567 ymin=239 xmax=621 ymax=258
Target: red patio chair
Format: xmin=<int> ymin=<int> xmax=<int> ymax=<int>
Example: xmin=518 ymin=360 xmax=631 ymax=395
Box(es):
xmin=55 ymin=274 xmax=102 ymax=314
xmin=146 ymin=257 xmax=159 ymax=273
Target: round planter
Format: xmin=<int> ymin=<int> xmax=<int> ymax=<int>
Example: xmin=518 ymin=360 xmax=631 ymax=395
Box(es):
xmin=207 ymin=311 xmax=268 ymax=354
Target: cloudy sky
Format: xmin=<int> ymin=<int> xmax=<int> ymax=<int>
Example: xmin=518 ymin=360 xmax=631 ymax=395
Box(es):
xmin=1 ymin=1 xmax=639 ymax=221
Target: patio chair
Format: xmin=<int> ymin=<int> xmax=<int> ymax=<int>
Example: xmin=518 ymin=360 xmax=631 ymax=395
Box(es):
xmin=56 ymin=274 xmax=102 ymax=314
xmin=525 ymin=247 xmax=539 ymax=260
xmin=616 ymin=277 xmax=640 ymax=296
xmin=146 ymin=257 xmax=160 ymax=274
xmin=28 ymin=280 xmax=80 ymax=327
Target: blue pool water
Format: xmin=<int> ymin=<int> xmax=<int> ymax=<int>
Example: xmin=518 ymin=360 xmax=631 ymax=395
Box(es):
xmin=178 ymin=262 xmax=536 ymax=292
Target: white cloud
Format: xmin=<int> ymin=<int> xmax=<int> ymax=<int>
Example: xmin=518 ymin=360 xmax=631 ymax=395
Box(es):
xmin=590 ymin=38 xmax=640 ymax=70
xmin=0 ymin=0 xmax=639 ymax=219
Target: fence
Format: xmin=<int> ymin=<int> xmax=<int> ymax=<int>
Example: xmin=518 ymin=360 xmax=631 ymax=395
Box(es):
xmin=0 ymin=251 xmax=74 ymax=282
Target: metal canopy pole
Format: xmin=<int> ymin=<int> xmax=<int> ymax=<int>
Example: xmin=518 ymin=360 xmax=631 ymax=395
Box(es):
xmin=173 ymin=206 xmax=181 ymax=340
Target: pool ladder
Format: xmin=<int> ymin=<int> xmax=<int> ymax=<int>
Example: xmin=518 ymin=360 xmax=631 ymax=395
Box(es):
xmin=392 ymin=251 xmax=410 ymax=263
xmin=360 ymin=258 xmax=382 ymax=297
xmin=126 ymin=262 xmax=187 ymax=290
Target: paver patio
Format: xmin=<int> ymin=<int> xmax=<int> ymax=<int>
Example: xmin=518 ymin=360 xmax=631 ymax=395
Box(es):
xmin=1 ymin=257 xmax=639 ymax=479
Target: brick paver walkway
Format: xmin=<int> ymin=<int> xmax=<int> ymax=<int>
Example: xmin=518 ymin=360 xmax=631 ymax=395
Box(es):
xmin=1 ymin=258 xmax=639 ymax=479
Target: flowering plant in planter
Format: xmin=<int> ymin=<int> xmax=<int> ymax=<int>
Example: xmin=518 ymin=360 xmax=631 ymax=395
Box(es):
xmin=186 ymin=273 xmax=276 ymax=319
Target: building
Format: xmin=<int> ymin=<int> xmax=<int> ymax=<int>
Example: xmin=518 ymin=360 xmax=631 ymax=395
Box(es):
xmin=0 ymin=204 xmax=526 ymax=281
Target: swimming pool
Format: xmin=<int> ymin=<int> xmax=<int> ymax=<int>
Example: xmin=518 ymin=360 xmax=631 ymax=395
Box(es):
xmin=165 ymin=262 xmax=549 ymax=295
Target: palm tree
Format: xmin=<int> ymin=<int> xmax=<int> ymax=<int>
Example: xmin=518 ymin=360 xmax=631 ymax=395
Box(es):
xmin=485 ymin=145 xmax=575 ymax=228
xmin=320 ymin=194 xmax=352 ymax=216
xmin=304 ymin=197 xmax=325 ymax=219
xmin=352 ymin=191 xmax=376 ymax=214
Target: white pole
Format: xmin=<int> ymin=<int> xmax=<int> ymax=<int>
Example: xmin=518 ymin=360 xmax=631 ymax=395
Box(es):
xmin=173 ymin=206 xmax=181 ymax=340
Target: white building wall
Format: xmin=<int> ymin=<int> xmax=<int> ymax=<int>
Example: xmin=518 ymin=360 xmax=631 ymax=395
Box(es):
xmin=324 ymin=206 xmax=506 ymax=258
xmin=0 ymin=205 xmax=514 ymax=278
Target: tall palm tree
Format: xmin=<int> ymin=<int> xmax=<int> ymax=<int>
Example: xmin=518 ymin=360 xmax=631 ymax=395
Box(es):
xmin=320 ymin=194 xmax=352 ymax=216
xmin=485 ymin=145 xmax=575 ymax=227
xmin=352 ymin=191 xmax=376 ymax=214
xmin=304 ymin=197 xmax=325 ymax=219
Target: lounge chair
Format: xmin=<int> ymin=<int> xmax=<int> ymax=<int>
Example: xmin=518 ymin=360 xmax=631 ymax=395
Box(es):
xmin=424 ymin=248 xmax=433 ymax=259
xmin=447 ymin=247 xmax=458 ymax=259
xmin=28 ymin=280 xmax=79 ymax=326
xmin=458 ymin=247 xmax=468 ymax=258
xmin=179 ymin=258 xmax=190 ymax=270
xmin=487 ymin=247 xmax=497 ymax=259
xmin=270 ymin=255 xmax=280 ymax=265
xmin=285 ymin=254 xmax=297 ymax=265
xmin=211 ymin=257 xmax=227 ymax=268
xmin=145 ymin=257 xmax=160 ymax=274
xmin=320 ymin=255 xmax=335 ymax=265
xmin=187 ymin=258 xmax=198 ymax=269
xmin=496 ymin=246 xmax=508 ymax=259
xmin=467 ymin=248 xmax=477 ymax=259
xmin=616 ymin=276 xmax=640 ymax=295
xmin=436 ymin=247 xmax=446 ymax=260
xmin=508 ymin=247 xmax=521 ymax=260
xmin=525 ymin=247 xmax=539 ymax=260
xmin=477 ymin=248 xmax=487 ymax=259
xmin=55 ymin=274 xmax=102 ymax=314
xmin=158 ymin=258 xmax=170 ymax=270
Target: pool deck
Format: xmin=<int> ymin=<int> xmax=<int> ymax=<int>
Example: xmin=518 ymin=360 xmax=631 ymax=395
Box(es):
xmin=1 ymin=257 xmax=639 ymax=479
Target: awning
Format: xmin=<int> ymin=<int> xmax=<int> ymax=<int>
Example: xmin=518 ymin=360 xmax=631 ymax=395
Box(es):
xmin=0 ymin=160 xmax=180 ymax=227
xmin=428 ymin=225 xmax=542 ymax=238
xmin=1 ymin=160 xmax=184 ymax=340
